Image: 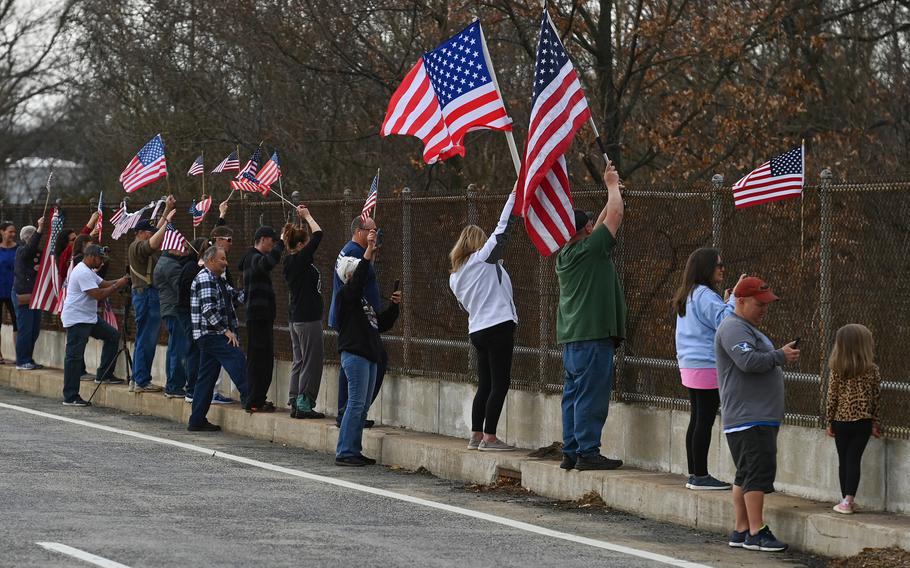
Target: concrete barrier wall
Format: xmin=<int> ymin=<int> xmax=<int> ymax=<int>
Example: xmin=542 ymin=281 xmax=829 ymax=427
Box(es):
xmin=6 ymin=325 xmax=908 ymax=515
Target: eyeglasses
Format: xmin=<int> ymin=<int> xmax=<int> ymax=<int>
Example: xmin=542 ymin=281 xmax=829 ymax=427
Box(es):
xmin=215 ymin=236 xmax=233 ymax=243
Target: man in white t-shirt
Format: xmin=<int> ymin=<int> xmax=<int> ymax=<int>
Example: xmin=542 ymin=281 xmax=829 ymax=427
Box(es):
xmin=60 ymin=245 xmax=131 ymax=407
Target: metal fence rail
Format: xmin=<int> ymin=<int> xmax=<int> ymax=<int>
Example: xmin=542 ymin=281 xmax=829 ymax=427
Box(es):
xmin=3 ymin=171 xmax=908 ymax=438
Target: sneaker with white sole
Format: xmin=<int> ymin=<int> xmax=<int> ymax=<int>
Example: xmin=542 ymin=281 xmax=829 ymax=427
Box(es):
xmin=743 ymin=525 xmax=788 ymax=552
xmin=211 ymin=393 xmax=235 ymax=405
xmin=728 ymin=529 xmax=749 ymax=548
xmin=833 ymin=499 xmax=855 ymax=514
xmin=94 ymin=377 xmax=125 ymax=385
xmin=133 ymin=383 xmax=163 ymax=393
xmin=62 ymin=396 xmax=92 ymax=407
xmin=467 ymin=438 xmax=481 ymax=450
xmin=16 ymin=363 xmax=36 ymax=370
xmin=686 ymin=474 xmax=732 ymax=491
xmin=478 ymin=439 xmax=516 ymax=451
xmin=184 ymin=393 xmax=194 ymax=403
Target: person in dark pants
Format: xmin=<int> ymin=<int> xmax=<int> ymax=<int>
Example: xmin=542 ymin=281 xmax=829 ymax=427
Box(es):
xmin=0 ymin=221 xmax=19 ymax=364
xmin=13 ymin=219 xmax=43 ymax=370
xmin=238 ymin=226 xmax=284 ymax=413
xmin=334 ymin=229 xmax=400 ymax=466
xmin=59 ymin=245 xmax=130 ymax=406
xmin=672 ymin=248 xmax=745 ymax=490
xmin=449 ymin=187 xmax=519 ymax=451
xmin=188 ymin=246 xmax=249 ymax=431
xmin=176 ymin=238 xmax=209 ymax=404
xmin=328 ymin=215 xmax=387 ymax=428
xmin=825 ymin=323 xmax=881 ymax=514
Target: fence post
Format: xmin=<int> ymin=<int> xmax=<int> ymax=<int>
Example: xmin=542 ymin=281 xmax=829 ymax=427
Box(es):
xmin=466 ymin=183 xmax=478 ymax=225
xmin=817 ymin=167 xmax=834 ymax=426
xmin=711 ymin=173 xmax=724 ymax=249
xmin=401 ymin=187 xmax=413 ymax=371
xmin=342 ymin=188 xmax=352 ymax=226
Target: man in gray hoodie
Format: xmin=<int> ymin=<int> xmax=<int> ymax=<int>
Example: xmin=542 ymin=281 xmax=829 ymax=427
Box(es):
xmin=715 ymin=276 xmax=799 ymax=553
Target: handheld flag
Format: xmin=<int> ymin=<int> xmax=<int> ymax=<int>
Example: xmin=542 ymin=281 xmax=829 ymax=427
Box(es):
xmin=237 ymin=146 xmax=262 ymax=180
xmin=381 ymin=21 xmax=511 ymax=164
xmin=30 ymin=207 xmax=64 ymax=311
xmin=257 ymin=151 xmax=281 ymax=186
xmin=162 ymin=223 xmax=188 ymax=253
xmin=515 ymin=11 xmax=591 ymax=256
xmin=211 ymin=150 xmax=240 ymax=173
xmin=187 ymin=155 xmax=205 ymax=176
xmin=360 ymin=173 xmax=379 ymax=222
xmin=732 ymin=144 xmax=805 ymax=209
xmin=95 ymin=192 xmax=104 ymax=243
xmin=190 ymin=196 xmax=213 ymax=227
xmin=102 ymin=299 xmax=119 ymax=330
xmin=119 ymin=134 xmax=167 ymax=193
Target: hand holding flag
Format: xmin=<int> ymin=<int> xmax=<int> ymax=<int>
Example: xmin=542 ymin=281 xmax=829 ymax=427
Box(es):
xmin=119 ymin=134 xmax=167 ymax=193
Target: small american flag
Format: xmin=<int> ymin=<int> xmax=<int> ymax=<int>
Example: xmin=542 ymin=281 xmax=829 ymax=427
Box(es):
xmin=30 ymin=207 xmax=64 ymax=311
xmin=95 ymin=192 xmax=104 ymax=243
xmin=102 ymin=299 xmax=118 ymax=330
xmin=187 ymin=155 xmax=204 ymax=176
xmin=230 ymin=172 xmax=270 ymax=196
xmin=162 ymin=223 xmax=188 ymax=253
xmin=732 ymin=144 xmax=805 ymax=209
xmin=381 ymin=21 xmax=511 ymax=164
xmin=190 ymin=196 xmax=212 ymax=227
xmin=149 ymin=198 xmax=165 ymax=222
xmin=111 ymin=202 xmax=153 ymax=240
xmin=211 ymin=150 xmax=240 ymax=173
xmin=515 ymin=11 xmax=590 ymax=256
xmin=360 ymin=173 xmax=379 ymax=222
xmin=119 ymin=134 xmax=168 ymax=193
xmin=109 ymin=201 xmax=126 ymax=226
xmin=237 ymin=146 xmax=261 ymax=180
xmin=257 ymin=151 xmax=281 ymax=186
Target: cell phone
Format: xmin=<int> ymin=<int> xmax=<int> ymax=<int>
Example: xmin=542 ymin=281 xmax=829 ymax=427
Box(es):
xmin=375 ymin=228 xmax=384 ymax=248
xmin=393 ymin=279 xmax=400 ymax=291
xmin=791 ymin=337 xmax=801 ymax=348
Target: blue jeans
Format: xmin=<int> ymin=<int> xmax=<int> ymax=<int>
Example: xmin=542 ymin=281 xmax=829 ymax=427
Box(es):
xmin=163 ymin=315 xmax=188 ymax=393
xmin=190 ymin=333 xmax=249 ymax=426
xmin=178 ymin=312 xmax=198 ymax=394
xmin=14 ymin=303 xmax=42 ymax=366
xmin=336 ymin=352 xmax=377 ymax=458
xmin=131 ymin=287 xmax=160 ymax=387
xmin=336 ymin=346 xmax=387 ymax=424
xmin=63 ymin=320 xmax=120 ymax=402
xmin=562 ymin=339 xmax=615 ymax=457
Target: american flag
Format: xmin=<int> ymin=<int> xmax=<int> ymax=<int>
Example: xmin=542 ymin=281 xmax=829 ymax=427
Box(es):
xmin=95 ymin=192 xmax=104 ymax=243
xmin=230 ymin=172 xmax=271 ymax=196
xmin=360 ymin=173 xmax=379 ymax=222
xmin=162 ymin=223 xmax=188 ymax=253
xmin=30 ymin=207 xmax=64 ymax=311
xmin=101 ymin=299 xmax=118 ymax=330
xmin=381 ymin=21 xmax=511 ymax=164
xmin=732 ymin=144 xmax=805 ymax=209
xmin=515 ymin=11 xmax=591 ymax=256
xmin=54 ymin=258 xmax=74 ymax=315
xmin=111 ymin=202 xmax=153 ymax=240
xmin=237 ymin=146 xmax=261 ymax=180
xmin=257 ymin=151 xmax=281 ymax=186
xmin=119 ymin=134 xmax=168 ymax=193
xmin=110 ymin=201 xmax=126 ymax=226
xmin=149 ymin=198 xmax=165 ymax=222
xmin=190 ymin=196 xmax=213 ymax=227
xmin=187 ymin=155 xmax=205 ymax=176
xmin=211 ymin=150 xmax=240 ymax=173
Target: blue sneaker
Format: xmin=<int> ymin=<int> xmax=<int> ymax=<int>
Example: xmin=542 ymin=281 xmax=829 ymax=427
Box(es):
xmin=743 ymin=525 xmax=788 ymax=552
xmin=728 ymin=529 xmax=748 ymax=548
xmin=686 ymin=475 xmax=732 ymax=491
xmin=211 ymin=393 xmax=235 ymax=405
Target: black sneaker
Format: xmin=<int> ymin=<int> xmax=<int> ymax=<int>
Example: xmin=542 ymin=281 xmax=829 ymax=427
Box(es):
xmin=62 ymin=397 xmax=92 ymax=407
xmin=357 ymin=454 xmax=377 ymax=465
xmin=187 ymin=420 xmax=221 ymax=432
xmin=295 ymin=410 xmax=326 ymax=419
xmin=575 ymin=453 xmax=623 ymax=471
xmin=687 ymin=475 xmax=732 ymax=491
xmin=560 ymin=453 xmax=577 ymax=470
xmin=728 ymin=529 xmax=749 ymax=548
xmin=164 ymin=390 xmax=186 ymax=398
xmin=743 ymin=525 xmax=788 ymax=552
xmin=363 ymin=419 xmax=375 ymax=429
xmin=335 ymin=455 xmax=367 ymax=467
xmin=94 ymin=376 xmax=125 ymax=385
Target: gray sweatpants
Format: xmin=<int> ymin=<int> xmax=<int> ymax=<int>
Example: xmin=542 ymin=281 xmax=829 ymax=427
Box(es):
xmin=288 ymin=320 xmax=324 ymax=404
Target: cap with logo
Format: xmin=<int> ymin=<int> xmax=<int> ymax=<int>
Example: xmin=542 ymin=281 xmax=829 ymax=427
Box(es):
xmin=733 ymin=276 xmax=779 ymax=303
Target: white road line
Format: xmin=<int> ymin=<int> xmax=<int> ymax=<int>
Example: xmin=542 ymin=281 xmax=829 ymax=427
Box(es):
xmin=6 ymin=401 xmax=711 ymax=568
xmin=36 ymin=542 xmax=131 ymax=568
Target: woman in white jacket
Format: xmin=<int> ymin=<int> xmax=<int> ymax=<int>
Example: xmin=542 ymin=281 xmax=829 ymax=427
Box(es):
xmin=449 ymin=188 xmax=518 ymax=451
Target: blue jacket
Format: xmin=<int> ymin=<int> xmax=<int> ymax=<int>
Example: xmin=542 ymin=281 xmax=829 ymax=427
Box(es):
xmin=675 ymin=285 xmax=734 ymax=368
xmin=327 ymin=240 xmax=380 ymax=329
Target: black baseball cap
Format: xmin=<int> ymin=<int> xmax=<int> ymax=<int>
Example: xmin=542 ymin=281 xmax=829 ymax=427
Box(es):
xmin=573 ymin=209 xmax=590 ymax=232
xmin=83 ymin=244 xmax=108 ymax=258
xmin=134 ymin=220 xmax=156 ymax=232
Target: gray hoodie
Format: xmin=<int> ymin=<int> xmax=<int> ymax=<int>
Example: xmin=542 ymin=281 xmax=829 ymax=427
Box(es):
xmin=714 ymin=313 xmax=786 ymax=431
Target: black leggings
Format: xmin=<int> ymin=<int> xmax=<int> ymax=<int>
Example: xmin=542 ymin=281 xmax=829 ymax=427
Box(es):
xmin=686 ymin=388 xmax=720 ymax=477
xmin=469 ymin=321 xmax=515 ymax=435
xmin=832 ymin=419 xmax=872 ymax=497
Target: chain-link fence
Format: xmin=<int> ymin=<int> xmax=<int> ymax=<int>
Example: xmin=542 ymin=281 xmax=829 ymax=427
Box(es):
xmin=3 ymin=173 xmax=908 ymax=438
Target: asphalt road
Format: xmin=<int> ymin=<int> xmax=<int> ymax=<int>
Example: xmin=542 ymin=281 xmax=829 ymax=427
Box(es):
xmin=0 ymin=387 xmax=826 ymax=568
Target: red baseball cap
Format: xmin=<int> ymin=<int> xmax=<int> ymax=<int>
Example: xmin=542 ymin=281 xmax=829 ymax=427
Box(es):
xmin=733 ymin=276 xmax=779 ymax=302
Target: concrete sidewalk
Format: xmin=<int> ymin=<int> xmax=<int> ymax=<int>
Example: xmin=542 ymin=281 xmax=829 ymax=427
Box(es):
xmin=2 ymin=365 xmax=908 ymax=559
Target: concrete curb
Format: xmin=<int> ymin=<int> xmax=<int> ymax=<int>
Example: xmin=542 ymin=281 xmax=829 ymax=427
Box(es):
xmin=2 ymin=365 xmax=908 ymax=558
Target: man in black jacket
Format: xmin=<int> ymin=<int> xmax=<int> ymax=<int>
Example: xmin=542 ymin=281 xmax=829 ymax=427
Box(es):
xmin=238 ymin=226 xmax=284 ymax=412
xmin=13 ymin=217 xmax=44 ymax=370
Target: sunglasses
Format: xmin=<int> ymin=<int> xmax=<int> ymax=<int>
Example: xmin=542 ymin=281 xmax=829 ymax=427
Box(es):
xmin=215 ymin=236 xmax=233 ymax=243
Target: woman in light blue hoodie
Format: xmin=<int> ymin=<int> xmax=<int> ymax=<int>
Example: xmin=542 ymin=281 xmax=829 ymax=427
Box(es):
xmin=671 ymin=248 xmax=741 ymax=491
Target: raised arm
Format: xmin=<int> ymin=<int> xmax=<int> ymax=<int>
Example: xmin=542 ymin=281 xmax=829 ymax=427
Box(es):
xmin=595 ymin=163 xmax=623 ymax=237
xmin=149 ymin=209 xmax=176 ymax=250
xmin=477 ymin=188 xmax=518 ymax=264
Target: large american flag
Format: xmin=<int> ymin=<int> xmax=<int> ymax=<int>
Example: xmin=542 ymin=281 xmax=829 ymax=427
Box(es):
xmin=190 ymin=196 xmax=212 ymax=227
xmin=381 ymin=21 xmax=511 ymax=164
xmin=237 ymin=146 xmax=261 ymax=180
xmin=360 ymin=173 xmax=379 ymax=222
xmin=515 ymin=11 xmax=591 ymax=256
xmin=119 ymin=134 xmax=168 ymax=193
xmin=54 ymin=258 xmax=73 ymax=315
xmin=257 ymin=151 xmax=281 ymax=186
xmin=111 ymin=202 xmax=153 ymax=240
xmin=187 ymin=155 xmax=204 ymax=176
xmin=211 ymin=150 xmax=240 ymax=173
xmin=30 ymin=207 xmax=64 ymax=311
xmin=162 ymin=223 xmax=188 ymax=253
xmin=732 ymin=145 xmax=805 ymax=209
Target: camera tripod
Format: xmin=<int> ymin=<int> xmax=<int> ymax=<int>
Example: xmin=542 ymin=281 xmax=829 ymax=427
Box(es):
xmin=87 ymin=293 xmax=133 ymax=404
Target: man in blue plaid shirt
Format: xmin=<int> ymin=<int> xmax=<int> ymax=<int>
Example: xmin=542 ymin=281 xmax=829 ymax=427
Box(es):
xmin=188 ymin=246 xmax=249 ymax=431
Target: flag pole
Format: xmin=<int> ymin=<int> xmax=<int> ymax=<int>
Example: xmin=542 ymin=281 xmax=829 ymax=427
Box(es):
xmin=800 ymin=138 xmax=806 ymax=262
xmin=372 ymin=167 xmax=380 ymax=222
xmin=478 ymin=23 xmax=522 ymax=176
xmin=41 ymin=169 xmax=54 ymax=219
